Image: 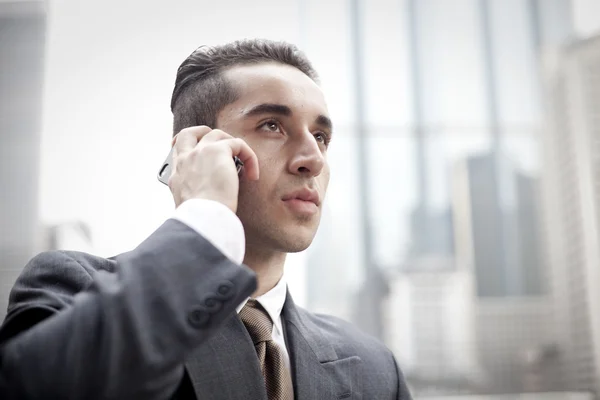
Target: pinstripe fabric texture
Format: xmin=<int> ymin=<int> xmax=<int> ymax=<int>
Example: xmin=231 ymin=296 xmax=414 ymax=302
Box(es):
xmin=240 ymin=299 xmax=294 ymax=400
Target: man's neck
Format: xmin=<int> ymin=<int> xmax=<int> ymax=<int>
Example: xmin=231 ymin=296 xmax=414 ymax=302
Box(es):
xmin=243 ymin=246 xmax=287 ymax=297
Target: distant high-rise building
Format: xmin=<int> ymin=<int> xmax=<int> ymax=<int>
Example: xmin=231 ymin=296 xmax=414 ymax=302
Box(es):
xmin=0 ymin=3 xmax=46 ymax=321
xmin=452 ymin=151 xmax=545 ymax=298
xmin=539 ymin=34 xmax=600 ymax=394
xmin=385 ymin=257 xmax=482 ymax=395
xmin=451 ymin=153 xmax=559 ymax=394
xmin=516 ymin=174 xmax=544 ymax=296
xmin=474 ymin=298 xmax=560 ymax=393
xmin=405 ymin=207 xmax=454 ymax=263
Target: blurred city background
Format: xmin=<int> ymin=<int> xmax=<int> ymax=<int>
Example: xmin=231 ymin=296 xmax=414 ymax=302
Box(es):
xmin=1 ymin=0 xmax=599 ymax=398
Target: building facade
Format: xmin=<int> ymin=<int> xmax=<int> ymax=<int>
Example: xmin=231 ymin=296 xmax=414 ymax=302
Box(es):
xmin=540 ymin=34 xmax=600 ymax=395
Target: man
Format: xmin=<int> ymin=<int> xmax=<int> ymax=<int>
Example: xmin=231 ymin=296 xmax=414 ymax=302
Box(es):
xmin=0 ymin=39 xmax=412 ymax=399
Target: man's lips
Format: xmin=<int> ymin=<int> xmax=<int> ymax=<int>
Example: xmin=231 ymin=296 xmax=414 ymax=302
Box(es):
xmin=281 ymin=188 xmax=320 ymax=206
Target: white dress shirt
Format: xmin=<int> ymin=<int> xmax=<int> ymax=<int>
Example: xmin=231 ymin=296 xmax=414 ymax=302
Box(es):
xmin=172 ymin=199 xmax=290 ymax=370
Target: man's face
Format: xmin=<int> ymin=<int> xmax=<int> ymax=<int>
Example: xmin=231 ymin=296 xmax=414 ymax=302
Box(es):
xmin=216 ymin=62 xmax=331 ymax=253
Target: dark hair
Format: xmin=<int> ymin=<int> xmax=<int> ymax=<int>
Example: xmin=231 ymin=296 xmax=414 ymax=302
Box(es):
xmin=170 ymin=39 xmax=319 ymax=135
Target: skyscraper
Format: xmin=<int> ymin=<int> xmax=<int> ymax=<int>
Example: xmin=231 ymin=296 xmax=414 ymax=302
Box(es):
xmin=451 ymin=152 xmax=558 ymax=393
xmin=0 ymin=3 xmax=46 ymax=321
xmin=385 ymin=259 xmax=481 ymax=395
xmin=539 ymin=33 xmax=600 ymax=394
xmin=454 ymin=152 xmax=545 ymax=298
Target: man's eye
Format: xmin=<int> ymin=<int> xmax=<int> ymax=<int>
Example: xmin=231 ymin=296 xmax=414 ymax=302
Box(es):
xmin=314 ymin=133 xmax=330 ymax=146
xmin=260 ymin=121 xmax=280 ymax=132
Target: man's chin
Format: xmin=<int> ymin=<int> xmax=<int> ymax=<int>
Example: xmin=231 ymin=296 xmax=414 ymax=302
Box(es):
xmin=244 ymin=221 xmax=318 ymax=253
xmin=283 ymin=242 xmax=312 ymax=253
xmin=275 ymin=229 xmax=316 ymax=253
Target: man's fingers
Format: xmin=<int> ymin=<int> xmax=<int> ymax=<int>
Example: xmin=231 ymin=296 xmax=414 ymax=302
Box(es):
xmin=201 ymin=129 xmax=234 ymax=144
xmin=173 ymin=126 xmax=213 ymax=154
xmin=171 ymin=127 xmax=259 ymax=180
xmin=226 ymin=138 xmax=260 ymax=181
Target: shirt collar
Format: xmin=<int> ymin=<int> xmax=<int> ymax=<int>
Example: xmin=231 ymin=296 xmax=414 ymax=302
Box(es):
xmin=236 ymin=274 xmax=287 ymax=336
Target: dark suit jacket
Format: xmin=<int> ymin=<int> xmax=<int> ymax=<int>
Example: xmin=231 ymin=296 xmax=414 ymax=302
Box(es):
xmin=0 ymin=219 xmax=411 ymax=399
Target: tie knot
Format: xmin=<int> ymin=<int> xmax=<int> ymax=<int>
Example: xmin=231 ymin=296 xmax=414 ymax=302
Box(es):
xmin=240 ymin=299 xmax=273 ymax=344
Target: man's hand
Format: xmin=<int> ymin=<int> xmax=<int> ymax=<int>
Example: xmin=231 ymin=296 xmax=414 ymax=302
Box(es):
xmin=168 ymin=126 xmax=259 ymax=212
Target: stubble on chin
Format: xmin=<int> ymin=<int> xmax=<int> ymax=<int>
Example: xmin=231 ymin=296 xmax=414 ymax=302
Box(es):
xmin=244 ymin=215 xmax=320 ymax=254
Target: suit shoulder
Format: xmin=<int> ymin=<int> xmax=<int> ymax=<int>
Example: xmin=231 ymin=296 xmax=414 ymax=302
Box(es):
xmin=293 ymin=308 xmax=412 ymax=399
xmin=301 ymin=310 xmax=394 ymax=359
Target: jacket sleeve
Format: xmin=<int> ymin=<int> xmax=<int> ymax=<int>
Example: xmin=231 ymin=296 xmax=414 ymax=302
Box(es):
xmin=394 ymin=355 xmax=413 ymax=400
xmin=0 ymin=219 xmax=257 ymax=400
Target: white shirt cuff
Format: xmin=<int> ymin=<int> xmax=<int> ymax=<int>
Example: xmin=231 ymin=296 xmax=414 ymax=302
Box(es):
xmin=171 ymin=199 xmax=245 ymax=265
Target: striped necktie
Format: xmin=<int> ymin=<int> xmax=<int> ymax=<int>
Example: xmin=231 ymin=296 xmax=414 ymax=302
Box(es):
xmin=239 ymin=299 xmax=294 ymax=400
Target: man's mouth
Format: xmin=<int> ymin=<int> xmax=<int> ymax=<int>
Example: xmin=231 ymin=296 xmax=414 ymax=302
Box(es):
xmin=281 ymin=188 xmax=320 ymax=206
xmin=281 ymin=188 xmax=320 ymax=215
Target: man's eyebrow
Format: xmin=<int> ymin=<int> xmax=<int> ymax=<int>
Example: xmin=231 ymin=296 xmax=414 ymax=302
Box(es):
xmin=315 ymin=114 xmax=333 ymax=132
xmin=244 ymin=102 xmax=333 ymax=132
xmin=244 ymin=103 xmax=292 ymax=117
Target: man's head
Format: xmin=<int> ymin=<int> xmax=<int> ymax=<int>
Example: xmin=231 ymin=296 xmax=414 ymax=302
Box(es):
xmin=171 ymin=40 xmax=319 ymax=134
xmin=171 ymin=40 xmax=331 ymax=253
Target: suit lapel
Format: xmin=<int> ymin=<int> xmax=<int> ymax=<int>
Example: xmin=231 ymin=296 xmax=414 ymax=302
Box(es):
xmin=185 ymin=313 xmax=267 ymax=400
xmin=283 ymin=291 xmax=362 ymax=400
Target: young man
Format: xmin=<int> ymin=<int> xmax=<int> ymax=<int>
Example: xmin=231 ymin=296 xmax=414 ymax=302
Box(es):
xmin=0 ymin=39 xmax=412 ymax=399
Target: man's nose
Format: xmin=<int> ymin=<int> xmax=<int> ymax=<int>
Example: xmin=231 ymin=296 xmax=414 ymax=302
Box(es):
xmin=288 ymin=132 xmax=326 ymax=177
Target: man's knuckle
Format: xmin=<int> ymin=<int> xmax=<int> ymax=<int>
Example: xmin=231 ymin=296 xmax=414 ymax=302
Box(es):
xmin=175 ymin=152 xmax=187 ymax=165
xmin=181 ymin=125 xmax=209 ymax=136
xmin=178 ymin=126 xmax=194 ymax=135
xmin=199 ymin=144 xmax=220 ymax=157
xmin=213 ymin=129 xmax=233 ymax=139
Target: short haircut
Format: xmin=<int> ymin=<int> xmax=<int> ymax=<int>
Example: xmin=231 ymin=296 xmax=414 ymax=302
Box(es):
xmin=170 ymin=39 xmax=319 ymax=135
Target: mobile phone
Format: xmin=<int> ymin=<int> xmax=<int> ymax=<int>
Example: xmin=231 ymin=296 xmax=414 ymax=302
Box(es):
xmin=157 ymin=147 xmax=244 ymax=185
